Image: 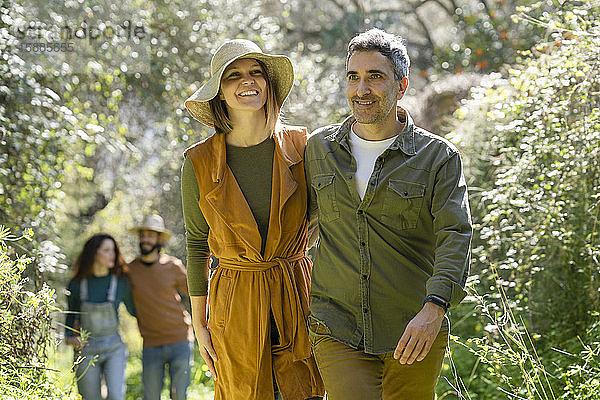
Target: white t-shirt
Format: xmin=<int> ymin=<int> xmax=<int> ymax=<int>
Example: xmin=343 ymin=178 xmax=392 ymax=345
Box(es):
xmin=349 ymin=124 xmax=397 ymax=199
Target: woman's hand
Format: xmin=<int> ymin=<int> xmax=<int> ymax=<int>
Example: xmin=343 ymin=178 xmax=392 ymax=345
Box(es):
xmin=190 ymin=295 xmax=218 ymax=380
xmin=195 ymin=325 xmax=218 ymax=380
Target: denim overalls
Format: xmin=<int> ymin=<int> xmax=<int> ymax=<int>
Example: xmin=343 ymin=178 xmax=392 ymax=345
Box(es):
xmin=75 ymin=275 xmax=127 ymax=400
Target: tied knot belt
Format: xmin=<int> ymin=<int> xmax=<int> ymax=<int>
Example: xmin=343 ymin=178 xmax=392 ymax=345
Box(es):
xmin=218 ymin=252 xmax=306 ymax=271
xmin=218 ymin=253 xmax=311 ymax=361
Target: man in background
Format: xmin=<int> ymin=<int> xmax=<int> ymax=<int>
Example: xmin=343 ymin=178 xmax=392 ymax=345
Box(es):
xmin=128 ymin=214 xmax=194 ymax=400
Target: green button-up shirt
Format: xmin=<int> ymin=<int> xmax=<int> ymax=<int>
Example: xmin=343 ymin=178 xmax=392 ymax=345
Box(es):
xmin=306 ymin=107 xmax=472 ymax=354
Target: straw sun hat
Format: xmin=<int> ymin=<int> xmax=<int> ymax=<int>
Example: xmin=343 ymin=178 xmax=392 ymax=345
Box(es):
xmin=128 ymin=214 xmax=172 ymax=241
xmin=184 ymin=39 xmax=294 ymax=127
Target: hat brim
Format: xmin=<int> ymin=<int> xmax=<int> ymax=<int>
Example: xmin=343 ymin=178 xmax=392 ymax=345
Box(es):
xmin=128 ymin=226 xmax=172 ymax=241
xmin=184 ymin=52 xmax=294 ymax=127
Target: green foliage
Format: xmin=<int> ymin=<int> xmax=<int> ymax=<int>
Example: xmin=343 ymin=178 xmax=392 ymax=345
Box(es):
xmin=0 ymin=0 xmax=72 ymax=239
xmin=557 ymin=317 xmax=600 ymax=400
xmin=1 ymin=0 xmax=133 ymax=271
xmin=433 ymin=0 xmax=547 ymax=75
xmin=444 ymin=2 xmax=600 ymax=398
xmin=457 ymin=277 xmax=555 ymax=400
xmin=474 ymin=4 xmax=598 ymax=341
xmin=0 ymin=227 xmax=78 ymax=399
xmin=443 ymin=286 xmax=600 ymax=400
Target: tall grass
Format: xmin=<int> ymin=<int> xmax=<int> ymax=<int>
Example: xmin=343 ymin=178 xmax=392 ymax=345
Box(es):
xmin=442 ymin=265 xmax=599 ymax=400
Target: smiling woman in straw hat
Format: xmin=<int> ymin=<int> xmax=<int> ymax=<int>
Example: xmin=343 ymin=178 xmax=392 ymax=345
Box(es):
xmin=181 ymin=39 xmax=324 ymax=400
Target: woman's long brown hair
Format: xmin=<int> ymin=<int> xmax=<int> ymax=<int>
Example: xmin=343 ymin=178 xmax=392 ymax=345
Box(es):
xmin=72 ymin=233 xmax=127 ymax=280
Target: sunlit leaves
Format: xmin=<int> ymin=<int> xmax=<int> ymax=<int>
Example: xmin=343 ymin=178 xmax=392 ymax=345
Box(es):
xmin=452 ymin=0 xmax=600 ymax=344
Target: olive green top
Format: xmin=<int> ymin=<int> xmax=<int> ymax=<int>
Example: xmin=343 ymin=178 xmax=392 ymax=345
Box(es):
xmin=181 ymin=137 xmax=275 ymax=296
xmin=305 ymin=107 xmax=472 ymax=354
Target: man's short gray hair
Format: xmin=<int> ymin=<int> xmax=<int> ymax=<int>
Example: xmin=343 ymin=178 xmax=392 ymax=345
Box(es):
xmin=347 ymin=28 xmax=410 ymax=80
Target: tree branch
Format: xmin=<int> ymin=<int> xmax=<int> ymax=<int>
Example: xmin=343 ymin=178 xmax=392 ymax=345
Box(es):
xmin=411 ymin=8 xmax=436 ymax=50
xmin=431 ymin=0 xmax=455 ymax=16
xmin=327 ymin=0 xmax=351 ymax=12
xmin=480 ymin=0 xmax=492 ymax=16
xmin=350 ymin=0 xmax=363 ymax=12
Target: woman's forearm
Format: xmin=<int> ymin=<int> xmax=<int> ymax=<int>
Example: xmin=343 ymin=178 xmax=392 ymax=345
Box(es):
xmin=190 ymin=295 xmax=209 ymax=332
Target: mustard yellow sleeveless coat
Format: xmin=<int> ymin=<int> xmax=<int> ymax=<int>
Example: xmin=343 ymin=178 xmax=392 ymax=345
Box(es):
xmin=184 ymin=126 xmax=324 ymax=400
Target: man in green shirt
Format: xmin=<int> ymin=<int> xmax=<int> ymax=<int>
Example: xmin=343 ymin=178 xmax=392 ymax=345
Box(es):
xmin=305 ymin=28 xmax=472 ymax=399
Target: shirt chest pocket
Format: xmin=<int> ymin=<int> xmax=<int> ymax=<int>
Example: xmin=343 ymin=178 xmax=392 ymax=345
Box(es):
xmin=382 ymin=180 xmax=426 ymax=230
xmin=311 ymin=174 xmax=340 ymax=223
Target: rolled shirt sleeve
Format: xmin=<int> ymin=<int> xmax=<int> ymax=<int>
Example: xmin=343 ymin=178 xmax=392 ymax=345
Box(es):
xmin=427 ymin=151 xmax=472 ymax=306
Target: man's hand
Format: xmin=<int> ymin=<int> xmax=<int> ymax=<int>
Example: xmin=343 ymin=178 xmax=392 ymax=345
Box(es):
xmin=66 ymin=336 xmax=85 ymax=351
xmin=393 ymin=302 xmax=445 ymax=364
xmin=195 ymin=325 xmax=218 ymax=380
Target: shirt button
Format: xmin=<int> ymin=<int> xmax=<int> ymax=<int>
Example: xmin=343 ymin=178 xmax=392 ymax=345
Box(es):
xmin=357 ymin=210 xmax=363 ymax=215
xmin=362 ymin=274 xmax=368 ymax=279
xmin=363 ymin=308 xmax=368 ymax=314
xmin=360 ymin=241 xmax=366 ymax=246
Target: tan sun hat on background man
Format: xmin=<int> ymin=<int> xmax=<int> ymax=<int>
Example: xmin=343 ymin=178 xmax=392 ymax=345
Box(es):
xmin=128 ymin=214 xmax=172 ymax=241
xmin=184 ymin=39 xmax=294 ymax=127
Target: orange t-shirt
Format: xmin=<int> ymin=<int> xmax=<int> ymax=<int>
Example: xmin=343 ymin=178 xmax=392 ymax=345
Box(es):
xmin=127 ymin=254 xmax=194 ymax=347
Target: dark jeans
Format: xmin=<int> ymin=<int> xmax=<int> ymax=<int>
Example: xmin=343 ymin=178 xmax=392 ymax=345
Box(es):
xmin=142 ymin=341 xmax=193 ymax=400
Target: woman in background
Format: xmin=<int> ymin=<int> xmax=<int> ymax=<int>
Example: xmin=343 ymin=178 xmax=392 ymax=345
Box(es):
xmin=65 ymin=233 xmax=135 ymax=400
xmin=181 ymin=39 xmax=324 ymax=399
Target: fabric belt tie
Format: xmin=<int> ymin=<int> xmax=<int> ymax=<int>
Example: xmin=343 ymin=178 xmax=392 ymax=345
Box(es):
xmin=218 ymin=252 xmax=311 ymax=361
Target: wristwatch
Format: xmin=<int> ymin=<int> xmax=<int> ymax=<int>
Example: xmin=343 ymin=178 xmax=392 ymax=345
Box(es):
xmin=423 ymin=295 xmax=449 ymax=313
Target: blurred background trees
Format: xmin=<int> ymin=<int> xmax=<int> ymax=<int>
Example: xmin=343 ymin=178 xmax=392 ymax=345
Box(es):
xmin=1 ymin=0 xmax=599 ymax=398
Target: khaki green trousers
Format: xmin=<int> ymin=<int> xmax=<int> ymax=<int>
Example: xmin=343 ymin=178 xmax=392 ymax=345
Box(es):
xmin=310 ymin=331 xmax=448 ymax=400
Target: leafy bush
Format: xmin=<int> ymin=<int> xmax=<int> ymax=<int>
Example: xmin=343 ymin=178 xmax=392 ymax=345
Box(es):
xmin=444 ymin=285 xmax=600 ymax=400
xmin=461 ymin=0 xmax=599 ymax=343
xmin=441 ymin=2 xmax=600 ymax=398
xmin=557 ymin=317 xmax=600 ymax=400
xmin=0 ymin=227 xmax=78 ymax=399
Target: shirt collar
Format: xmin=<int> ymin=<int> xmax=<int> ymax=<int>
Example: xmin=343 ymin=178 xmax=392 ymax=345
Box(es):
xmin=325 ymin=106 xmax=417 ymax=156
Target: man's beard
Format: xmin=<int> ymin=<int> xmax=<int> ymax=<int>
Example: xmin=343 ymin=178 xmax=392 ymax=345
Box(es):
xmin=139 ymin=242 xmax=162 ymax=256
xmin=349 ymin=93 xmax=398 ymax=126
